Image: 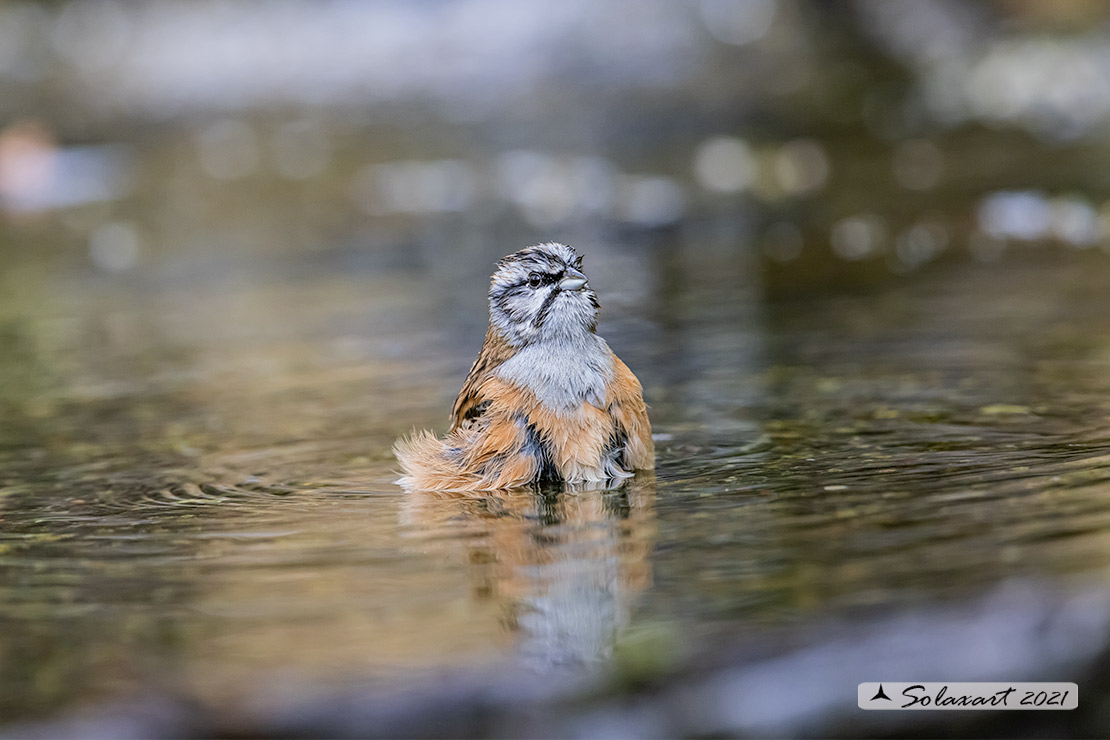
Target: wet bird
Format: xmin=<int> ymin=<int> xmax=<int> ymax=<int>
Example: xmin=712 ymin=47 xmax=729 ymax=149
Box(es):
xmin=395 ymin=242 xmax=654 ymax=492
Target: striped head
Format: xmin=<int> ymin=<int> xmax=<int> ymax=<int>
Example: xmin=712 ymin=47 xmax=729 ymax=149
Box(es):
xmin=488 ymin=242 xmax=600 ymax=346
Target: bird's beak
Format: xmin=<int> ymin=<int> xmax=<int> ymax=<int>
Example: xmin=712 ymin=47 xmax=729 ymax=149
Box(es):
xmin=558 ymin=267 xmax=588 ymax=291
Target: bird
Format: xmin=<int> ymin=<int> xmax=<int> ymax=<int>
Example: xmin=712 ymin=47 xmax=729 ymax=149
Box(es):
xmin=394 ymin=242 xmax=654 ymax=493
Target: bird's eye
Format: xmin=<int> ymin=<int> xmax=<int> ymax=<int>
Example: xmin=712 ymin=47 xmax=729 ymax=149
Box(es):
xmin=527 ymin=272 xmax=543 ymax=288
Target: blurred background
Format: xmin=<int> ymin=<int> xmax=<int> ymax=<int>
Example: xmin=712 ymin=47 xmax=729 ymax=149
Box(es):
xmin=5 ymin=1 xmax=1110 ymax=737
xmin=8 ymin=0 xmax=1110 ymax=291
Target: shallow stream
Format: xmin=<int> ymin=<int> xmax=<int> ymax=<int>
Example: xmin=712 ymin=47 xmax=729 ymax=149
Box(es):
xmin=4 ymin=245 xmax=1110 ymax=728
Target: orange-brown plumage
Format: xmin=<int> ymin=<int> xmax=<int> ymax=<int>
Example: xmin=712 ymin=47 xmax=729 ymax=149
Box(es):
xmin=394 ymin=243 xmax=654 ymax=493
xmin=449 ymin=325 xmax=515 ymax=431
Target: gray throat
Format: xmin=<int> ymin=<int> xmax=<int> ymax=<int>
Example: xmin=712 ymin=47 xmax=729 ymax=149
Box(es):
xmin=495 ymin=332 xmax=614 ymax=413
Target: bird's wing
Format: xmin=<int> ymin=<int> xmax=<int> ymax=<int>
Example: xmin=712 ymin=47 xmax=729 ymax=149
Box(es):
xmin=606 ymin=353 xmax=655 ymax=470
xmin=449 ymin=327 xmax=516 ymax=432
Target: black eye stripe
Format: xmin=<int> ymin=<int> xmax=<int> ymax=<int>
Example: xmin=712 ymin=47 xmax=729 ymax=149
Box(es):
xmin=495 ymin=258 xmax=580 ymax=293
xmin=506 ymin=272 xmax=560 ymax=289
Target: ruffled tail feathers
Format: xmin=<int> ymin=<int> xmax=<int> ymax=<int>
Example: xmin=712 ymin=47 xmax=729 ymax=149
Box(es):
xmin=394 ymin=427 xmax=532 ymax=493
xmin=393 ymin=429 xmax=464 ymax=492
xmin=393 ymin=428 xmax=637 ymax=494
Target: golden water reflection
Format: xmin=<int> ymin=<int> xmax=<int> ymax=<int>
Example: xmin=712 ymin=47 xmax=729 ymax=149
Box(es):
xmin=400 ymin=476 xmax=657 ymax=668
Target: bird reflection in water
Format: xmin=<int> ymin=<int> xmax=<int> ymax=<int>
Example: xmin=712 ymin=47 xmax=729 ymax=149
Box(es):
xmin=400 ymin=475 xmax=656 ymax=669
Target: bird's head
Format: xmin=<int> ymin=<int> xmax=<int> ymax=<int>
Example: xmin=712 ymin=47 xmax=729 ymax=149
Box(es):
xmin=488 ymin=242 xmax=599 ymax=346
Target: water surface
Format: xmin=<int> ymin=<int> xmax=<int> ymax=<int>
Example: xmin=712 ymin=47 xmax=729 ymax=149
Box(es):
xmin=3 ymin=248 xmax=1110 ymax=726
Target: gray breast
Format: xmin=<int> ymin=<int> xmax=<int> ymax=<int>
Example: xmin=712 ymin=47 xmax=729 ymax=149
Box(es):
xmin=496 ymin=334 xmax=614 ymax=413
